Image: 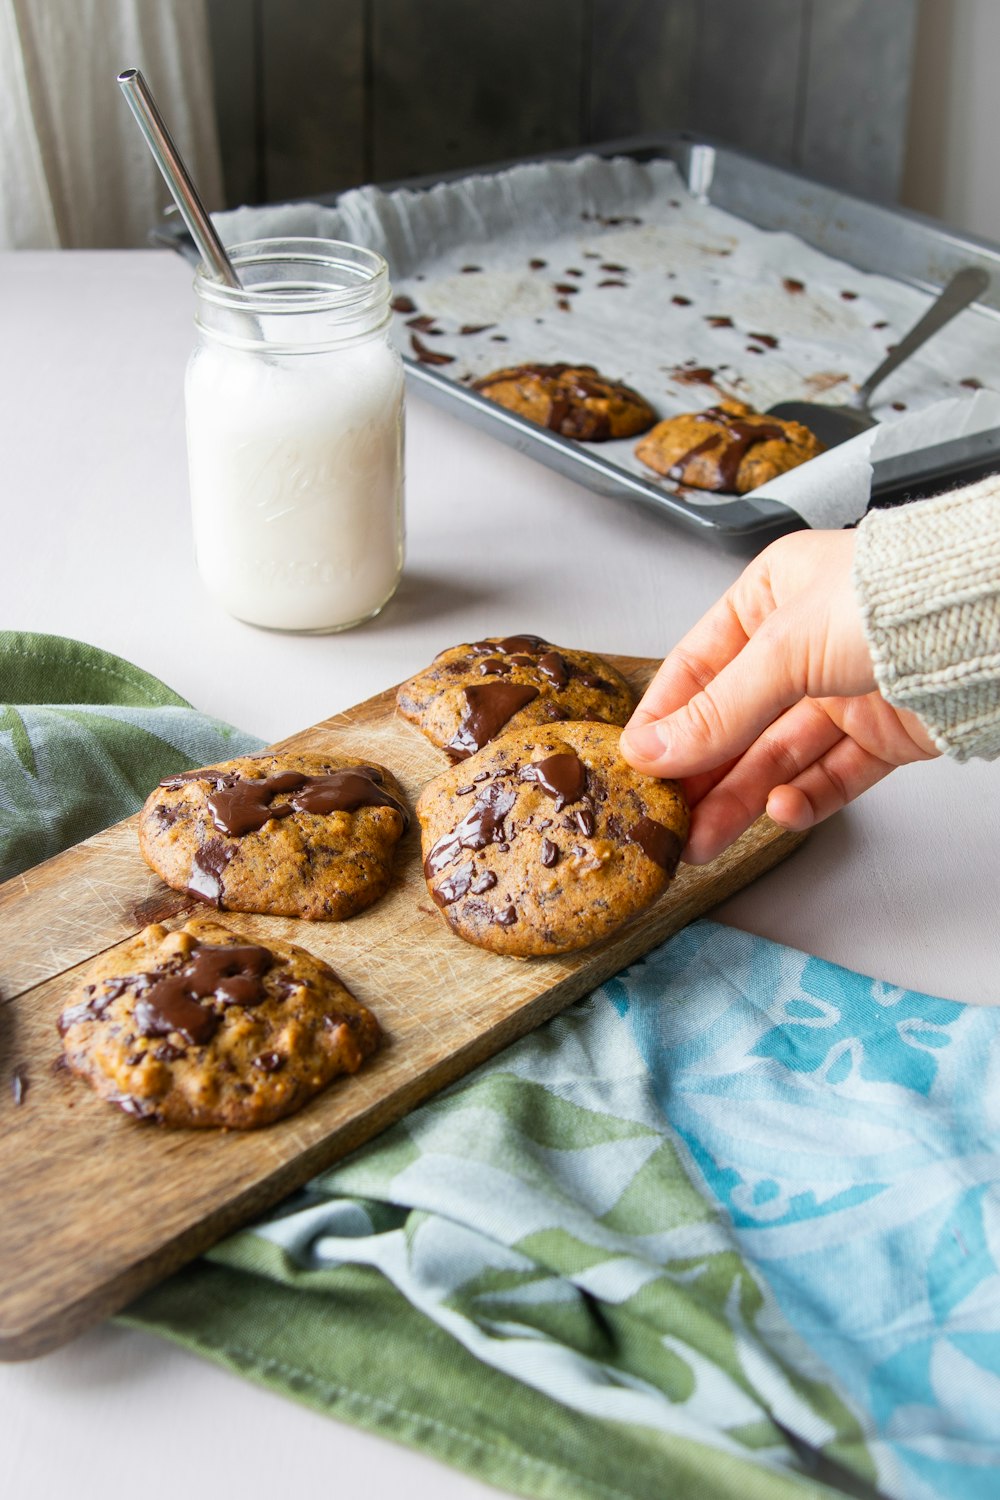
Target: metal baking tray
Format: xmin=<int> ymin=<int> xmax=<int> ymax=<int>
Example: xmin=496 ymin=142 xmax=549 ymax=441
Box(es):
xmin=162 ymin=133 xmax=1000 ymax=548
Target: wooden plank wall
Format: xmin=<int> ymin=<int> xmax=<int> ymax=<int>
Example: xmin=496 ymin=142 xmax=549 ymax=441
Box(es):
xmin=206 ymin=0 xmax=918 ymax=210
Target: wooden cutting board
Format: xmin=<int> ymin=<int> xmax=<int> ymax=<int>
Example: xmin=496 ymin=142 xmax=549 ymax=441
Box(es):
xmin=0 ymin=657 xmax=806 ymax=1360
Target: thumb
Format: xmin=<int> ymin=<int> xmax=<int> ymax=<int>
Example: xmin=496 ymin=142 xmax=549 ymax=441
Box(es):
xmin=620 ymin=617 xmax=802 ymax=777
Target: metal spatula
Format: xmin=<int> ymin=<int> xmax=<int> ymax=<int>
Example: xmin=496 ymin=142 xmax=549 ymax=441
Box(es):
xmin=768 ymin=265 xmax=991 ymax=448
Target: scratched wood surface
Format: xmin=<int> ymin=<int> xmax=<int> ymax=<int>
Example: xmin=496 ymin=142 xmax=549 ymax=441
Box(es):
xmin=0 ymin=658 xmax=806 ymax=1361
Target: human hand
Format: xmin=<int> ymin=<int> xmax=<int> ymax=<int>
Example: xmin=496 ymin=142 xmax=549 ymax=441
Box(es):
xmin=619 ymin=529 xmax=940 ymax=864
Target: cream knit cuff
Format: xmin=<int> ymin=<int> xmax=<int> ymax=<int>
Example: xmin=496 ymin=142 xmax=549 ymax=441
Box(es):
xmin=853 ymin=476 xmax=1000 ymax=761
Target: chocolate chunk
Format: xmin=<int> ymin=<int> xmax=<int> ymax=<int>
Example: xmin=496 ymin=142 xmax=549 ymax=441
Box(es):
xmin=57 ymin=983 xmax=115 ymax=1034
xmin=446 ymin=683 xmax=540 ymax=760
xmin=154 ymin=802 xmax=183 ymax=830
xmin=434 ymin=861 xmax=475 ymax=907
xmin=133 ymin=939 xmax=275 ymax=1047
xmin=135 ymin=985 xmax=218 ymax=1046
xmin=253 ymin=1051 xmax=284 ymax=1072
xmin=538 ymin=651 xmax=568 ymax=688
xmin=540 ymin=838 xmax=559 ymax=868
xmin=113 ymin=1093 xmax=156 ymax=1119
xmin=288 ymin=769 xmax=408 ymax=828
xmin=160 ymin=768 xmax=240 ymax=789
xmin=574 ymin=807 xmax=596 ymax=836
xmin=497 ymin=634 xmax=548 ymax=654
xmin=184 ymin=943 xmax=272 ymax=1007
xmin=410 ymin=333 xmax=456 ymax=366
xmin=670 ymin=365 xmax=717 ymax=387
xmin=628 ymin=816 xmax=683 ymax=874
xmin=188 ymin=837 xmax=235 ymax=906
xmin=575 ymin=671 xmax=612 ymax=691
xmin=391 ymin=295 xmax=416 ymax=313
xmin=520 ymin=751 xmax=586 ymax=810
xmin=424 ymin=781 xmax=519 ymax=877
xmin=207 ymin=771 xmax=305 ymax=835
xmin=204 ymin=768 xmax=407 ymax=838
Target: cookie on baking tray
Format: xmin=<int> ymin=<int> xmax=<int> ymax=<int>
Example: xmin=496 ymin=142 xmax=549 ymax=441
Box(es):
xmin=137 ymin=753 xmax=409 ymax=921
xmin=397 ymin=634 xmax=636 ymax=760
xmin=471 ymin=363 xmax=656 ymax=440
xmin=57 ymin=914 xmax=381 ymax=1128
xmin=634 ymin=397 xmax=823 ymax=494
xmin=416 ymin=720 xmax=689 ymax=957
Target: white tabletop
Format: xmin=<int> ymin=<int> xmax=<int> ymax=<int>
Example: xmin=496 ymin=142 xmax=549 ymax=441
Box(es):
xmin=2 ymin=249 xmax=997 ymax=1500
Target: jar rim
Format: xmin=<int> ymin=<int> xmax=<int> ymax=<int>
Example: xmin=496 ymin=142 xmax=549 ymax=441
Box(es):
xmin=194 ymin=237 xmax=390 ymax=315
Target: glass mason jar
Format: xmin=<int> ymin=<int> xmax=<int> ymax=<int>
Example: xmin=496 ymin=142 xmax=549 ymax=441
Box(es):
xmin=186 ymin=238 xmax=405 ymax=632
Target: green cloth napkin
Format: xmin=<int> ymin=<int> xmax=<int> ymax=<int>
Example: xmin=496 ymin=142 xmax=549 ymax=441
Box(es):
xmin=0 ymin=632 xmax=261 ymax=881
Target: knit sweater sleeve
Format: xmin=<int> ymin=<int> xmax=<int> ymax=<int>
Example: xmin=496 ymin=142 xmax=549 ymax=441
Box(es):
xmin=853 ymin=475 xmax=1000 ymax=761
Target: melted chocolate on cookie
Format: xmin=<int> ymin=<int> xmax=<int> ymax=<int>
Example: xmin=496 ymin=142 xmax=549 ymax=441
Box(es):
xmin=519 ymin=751 xmax=586 ymax=810
xmin=161 ymin=766 xmax=409 ymax=838
xmin=189 ymin=838 xmax=235 ymax=906
xmin=667 ymin=407 xmax=789 ymax=491
xmin=424 ymin=781 xmax=518 ymax=880
xmin=59 ymin=940 xmax=274 ymax=1050
xmin=134 ymin=940 xmax=273 ymax=1045
xmin=537 ymin=651 xmax=569 ymax=687
xmin=446 ymin=683 xmax=540 ymax=759
xmin=627 ymin=817 xmax=683 ymax=874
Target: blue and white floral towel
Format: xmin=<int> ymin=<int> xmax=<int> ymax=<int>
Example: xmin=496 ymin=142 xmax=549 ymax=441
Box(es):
xmin=136 ymin=920 xmax=1000 ymax=1500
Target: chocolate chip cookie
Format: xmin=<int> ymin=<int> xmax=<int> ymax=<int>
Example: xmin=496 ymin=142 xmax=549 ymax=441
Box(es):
xmin=138 ymin=753 xmax=409 ymax=920
xmin=397 ymin=635 xmax=636 ymax=761
xmin=634 ymin=398 xmax=823 ymax=493
xmin=416 ymin=721 xmax=689 ymax=957
xmin=57 ymin=915 xmax=380 ymax=1127
xmin=472 ymin=363 xmax=656 ymax=440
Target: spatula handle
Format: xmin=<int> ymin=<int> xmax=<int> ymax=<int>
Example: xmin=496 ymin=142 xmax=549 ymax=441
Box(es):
xmin=854 ymin=266 xmax=990 ymax=408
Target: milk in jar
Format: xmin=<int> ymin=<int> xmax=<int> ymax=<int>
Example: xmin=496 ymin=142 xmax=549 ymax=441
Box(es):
xmin=186 ymin=239 xmax=404 ymax=632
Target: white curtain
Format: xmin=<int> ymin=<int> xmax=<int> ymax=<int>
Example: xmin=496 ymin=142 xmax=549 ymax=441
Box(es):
xmin=0 ymin=0 xmax=224 ymax=248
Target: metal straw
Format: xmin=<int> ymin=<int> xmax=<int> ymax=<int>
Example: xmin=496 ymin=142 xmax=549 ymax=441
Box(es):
xmin=117 ymin=67 xmax=241 ymax=288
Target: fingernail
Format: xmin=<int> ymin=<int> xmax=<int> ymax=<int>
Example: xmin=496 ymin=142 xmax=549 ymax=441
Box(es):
xmin=621 ymin=722 xmax=669 ymax=761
